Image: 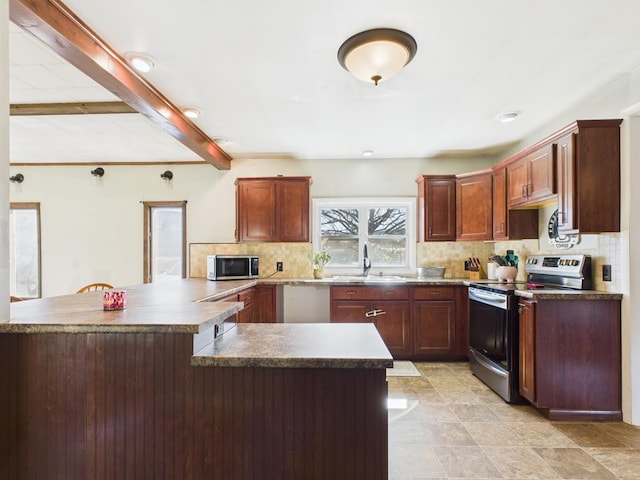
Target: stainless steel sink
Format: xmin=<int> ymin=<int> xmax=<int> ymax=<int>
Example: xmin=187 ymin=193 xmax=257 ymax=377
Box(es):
xmin=331 ymin=275 xmax=407 ymax=283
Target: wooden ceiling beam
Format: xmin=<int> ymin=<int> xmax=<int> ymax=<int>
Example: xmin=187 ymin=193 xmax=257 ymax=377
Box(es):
xmin=9 ymin=0 xmax=232 ymax=170
xmin=10 ymin=101 xmax=137 ymax=116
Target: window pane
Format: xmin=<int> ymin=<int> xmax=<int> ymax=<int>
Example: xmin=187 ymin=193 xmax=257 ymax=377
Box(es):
xmin=321 ymin=208 xmax=359 ymax=235
xmin=10 ymin=208 xmax=40 ymax=298
xmin=369 ymin=238 xmax=407 ymax=266
xmin=368 ymin=208 xmax=407 ymax=235
xmin=320 ymin=237 xmax=359 ymax=265
xmin=151 ymin=207 xmax=183 ymax=282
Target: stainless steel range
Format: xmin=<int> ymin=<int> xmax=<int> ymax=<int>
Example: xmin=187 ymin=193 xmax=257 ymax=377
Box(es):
xmin=467 ymin=254 xmax=592 ymax=403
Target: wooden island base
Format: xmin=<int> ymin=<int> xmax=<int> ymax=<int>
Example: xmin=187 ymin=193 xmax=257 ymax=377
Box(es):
xmin=0 ymin=332 xmax=389 ymax=479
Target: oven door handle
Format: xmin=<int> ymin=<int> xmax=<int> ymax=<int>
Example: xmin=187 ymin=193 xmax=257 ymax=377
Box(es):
xmin=469 ymin=289 xmax=507 ymax=305
xmin=470 ymin=350 xmax=508 ymax=379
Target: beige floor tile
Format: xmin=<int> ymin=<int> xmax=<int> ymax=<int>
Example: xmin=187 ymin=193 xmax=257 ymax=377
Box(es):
xmin=389 ymin=443 xmax=447 ymax=478
xmin=483 ymin=446 xmax=561 ymax=479
xmin=532 ymin=447 xmax=617 ymax=479
xmin=553 ymin=423 xmax=625 ymax=447
xmin=486 ymin=403 xmax=547 ymax=423
xmin=584 ymin=447 xmax=640 ymax=479
xmin=508 ymin=422 xmax=577 ymax=447
xmin=450 ymin=403 xmax=502 ymax=423
xmin=595 ymin=423 xmax=640 ymax=448
xmin=433 ymin=445 xmax=502 ymax=478
xmin=465 ymin=422 xmax=526 ymax=446
xmin=436 ymin=390 xmax=486 ymax=405
xmin=423 ymin=422 xmax=477 ymax=446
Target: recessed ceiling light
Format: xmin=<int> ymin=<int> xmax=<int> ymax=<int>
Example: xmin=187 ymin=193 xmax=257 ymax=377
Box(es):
xmin=124 ymin=52 xmax=156 ymax=73
xmin=496 ymin=111 xmax=521 ymax=123
xmin=180 ymin=106 xmax=202 ymax=119
xmin=362 ymin=149 xmax=374 ymax=157
xmin=213 ymin=136 xmax=230 ymax=145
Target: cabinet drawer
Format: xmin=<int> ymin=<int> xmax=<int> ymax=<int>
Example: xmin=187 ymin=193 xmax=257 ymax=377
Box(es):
xmin=217 ymin=293 xmax=239 ymax=303
xmin=330 ymin=286 xmax=410 ymax=301
xmin=412 ymin=286 xmax=455 ymax=301
xmin=238 ymin=288 xmax=254 ymax=306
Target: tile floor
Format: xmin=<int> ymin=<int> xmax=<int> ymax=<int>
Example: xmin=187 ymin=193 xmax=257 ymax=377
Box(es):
xmin=387 ymin=362 xmax=640 ymax=480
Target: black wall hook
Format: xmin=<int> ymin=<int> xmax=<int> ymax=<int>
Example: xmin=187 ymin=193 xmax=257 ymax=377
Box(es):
xmin=160 ymin=170 xmax=173 ymax=180
xmin=10 ymin=173 xmax=24 ymax=183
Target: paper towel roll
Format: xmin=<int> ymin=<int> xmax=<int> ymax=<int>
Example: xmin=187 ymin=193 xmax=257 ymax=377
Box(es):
xmin=487 ymin=263 xmax=497 ymax=280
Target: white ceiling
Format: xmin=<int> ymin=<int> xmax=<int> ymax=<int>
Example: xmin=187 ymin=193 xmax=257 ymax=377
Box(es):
xmin=9 ymin=0 xmax=640 ymax=165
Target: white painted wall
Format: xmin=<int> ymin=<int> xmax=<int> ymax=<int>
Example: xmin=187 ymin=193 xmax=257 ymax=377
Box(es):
xmin=1 ymin=0 xmax=10 ymax=319
xmin=9 ymin=156 xmax=492 ymax=297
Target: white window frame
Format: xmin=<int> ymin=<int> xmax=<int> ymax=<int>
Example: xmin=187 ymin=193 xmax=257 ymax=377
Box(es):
xmin=312 ymin=197 xmax=416 ymax=276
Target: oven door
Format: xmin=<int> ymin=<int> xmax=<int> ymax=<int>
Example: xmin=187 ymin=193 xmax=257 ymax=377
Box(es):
xmin=468 ymin=287 xmax=521 ymax=403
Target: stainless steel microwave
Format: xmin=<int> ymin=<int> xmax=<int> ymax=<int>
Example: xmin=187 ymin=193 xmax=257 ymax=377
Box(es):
xmin=207 ymin=255 xmax=259 ymax=281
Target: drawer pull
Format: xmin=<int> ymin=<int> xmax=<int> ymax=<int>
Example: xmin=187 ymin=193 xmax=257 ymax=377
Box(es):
xmin=365 ymin=309 xmax=386 ymax=318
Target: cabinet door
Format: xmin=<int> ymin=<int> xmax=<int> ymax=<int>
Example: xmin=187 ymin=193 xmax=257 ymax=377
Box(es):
xmin=413 ymin=300 xmax=456 ymax=356
xmin=254 ymin=284 xmax=276 ymax=323
xmin=236 ymin=180 xmax=276 ymax=242
xmin=417 ymin=176 xmax=456 ymax=241
xmin=492 ymin=168 xmax=508 ymax=239
xmin=330 ymin=301 xmax=369 ymax=323
xmin=277 ymin=179 xmax=310 ymax=242
xmin=456 ymin=172 xmax=492 ymax=241
xmin=526 ymin=143 xmax=556 ymax=204
xmin=506 ymin=157 xmax=529 ymax=208
xmin=518 ymin=299 xmax=536 ymax=404
xmin=237 ymin=288 xmax=255 ymax=323
xmin=556 ymin=133 xmax=577 ymax=234
xmin=371 ymin=301 xmax=411 ymax=358
xmin=493 ymin=168 xmax=539 ymax=240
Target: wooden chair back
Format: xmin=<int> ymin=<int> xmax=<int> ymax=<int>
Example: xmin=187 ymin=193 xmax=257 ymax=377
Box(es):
xmin=76 ymin=283 xmax=114 ymax=293
xmin=10 ymin=296 xmax=23 ymax=302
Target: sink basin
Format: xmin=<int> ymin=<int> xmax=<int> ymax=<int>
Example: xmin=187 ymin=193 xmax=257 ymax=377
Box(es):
xmin=331 ymin=275 xmax=407 ymax=283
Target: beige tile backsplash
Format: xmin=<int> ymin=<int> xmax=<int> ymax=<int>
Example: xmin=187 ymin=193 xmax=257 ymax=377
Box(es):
xmin=190 ymin=231 xmax=621 ymax=292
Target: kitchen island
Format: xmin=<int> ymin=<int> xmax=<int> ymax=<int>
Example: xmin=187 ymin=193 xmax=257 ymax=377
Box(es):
xmin=0 ymin=279 xmax=392 ymax=480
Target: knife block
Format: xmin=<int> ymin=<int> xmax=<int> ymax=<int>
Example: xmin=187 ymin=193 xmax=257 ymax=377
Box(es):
xmin=468 ymin=270 xmax=482 ymax=280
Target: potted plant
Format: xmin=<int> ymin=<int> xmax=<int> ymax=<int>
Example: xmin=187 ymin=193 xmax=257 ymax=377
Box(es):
xmin=312 ymin=250 xmax=331 ymax=279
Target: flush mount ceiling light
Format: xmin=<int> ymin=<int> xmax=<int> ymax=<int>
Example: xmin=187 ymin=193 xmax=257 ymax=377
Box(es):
xmin=124 ymin=52 xmax=156 ymax=73
xmin=362 ymin=149 xmax=374 ymax=157
xmin=496 ymin=111 xmax=521 ymax=123
xmin=213 ymin=136 xmax=230 ymax=145
xmin=338 ymin=28 xmax=417 ymax=86
xmin=181 ymin=106 xmax=202 ymax=119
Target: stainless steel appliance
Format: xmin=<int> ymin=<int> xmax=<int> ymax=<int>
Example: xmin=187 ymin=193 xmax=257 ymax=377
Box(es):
xmin=207 ymin=255 xmax=259 ymax=280
xmin=468 ymin=254 xmax=592 ymax=403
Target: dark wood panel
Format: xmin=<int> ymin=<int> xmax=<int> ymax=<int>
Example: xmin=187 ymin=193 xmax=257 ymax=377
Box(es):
xmin=0 ymin=332 xmax=388 ymax=479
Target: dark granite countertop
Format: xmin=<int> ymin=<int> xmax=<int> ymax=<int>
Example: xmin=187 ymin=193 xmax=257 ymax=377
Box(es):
xmin=192 ymin=323 xmax=393 ymax=369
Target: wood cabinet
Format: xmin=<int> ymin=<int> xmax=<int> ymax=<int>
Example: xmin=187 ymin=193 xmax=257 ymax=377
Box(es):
xmin=518 ymin=299 xmax=536 ymax=403
xmin=492 ymin=167 xmax=538 ymax=240
xmin=413 ymin=287 xmax=456 ymax=356
xmin=237 ymin=288 xmax=254 ymax=323
xmin=416 ymin=175 xmax=456 ymax=241
xmin=254 ymin=284 xmax=277 ymax=323
xmin=455 ymin=171 xmax=493 ymax=241
xmin=555 ymin=120 xmax=622 ymax=234
xmin=331 ymin=286 xmax=411 ymax=358
xmin=517 ymin=297 xmax=621 ymax=421
xmin=506 ymin=143 xmax=556 ymax=208
xmin=330 ymin=285 xmax=468 ymax=360
xmin=235 ymin=176 xmax=311 ymax=242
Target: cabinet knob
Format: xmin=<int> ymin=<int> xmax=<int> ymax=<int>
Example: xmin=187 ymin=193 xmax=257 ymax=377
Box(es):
xmin=518 ymin=307 xmax=523 ymax=314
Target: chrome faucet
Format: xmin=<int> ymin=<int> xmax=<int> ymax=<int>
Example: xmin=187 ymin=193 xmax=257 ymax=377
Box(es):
xmin=363 ymin=243 xmax=372 ymax=277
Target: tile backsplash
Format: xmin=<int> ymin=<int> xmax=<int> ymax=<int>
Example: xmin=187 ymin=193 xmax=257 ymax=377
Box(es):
xmin=190 ymin=215 xmax=621 ymax=292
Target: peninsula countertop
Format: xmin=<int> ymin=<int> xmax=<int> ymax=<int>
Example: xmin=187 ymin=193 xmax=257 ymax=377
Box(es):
xmin=1 ymin=278 xmax=256 ymax=333
xmin=193 ymin=323 xmax=393 ymax=369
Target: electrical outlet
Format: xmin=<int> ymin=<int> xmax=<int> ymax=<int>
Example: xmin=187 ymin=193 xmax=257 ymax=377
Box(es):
xmin=603 ymin=264 xmax=612 ymax=282
xmin=276 ymin=261 xmax=283 ymax=272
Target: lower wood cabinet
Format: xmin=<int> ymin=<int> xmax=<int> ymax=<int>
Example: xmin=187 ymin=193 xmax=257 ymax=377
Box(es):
xmin=217 ymin=285 xmax=277 ymax=323
xmin=330 ymin=285 xmax=468 ymax=360
xmin=330 ymin=286 xmax=411 ymax=358
xmin=518 ymin=297 xmax=621 ymax=421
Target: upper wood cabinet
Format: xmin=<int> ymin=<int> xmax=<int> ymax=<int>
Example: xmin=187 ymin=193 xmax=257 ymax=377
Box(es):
xmin=236 ymin=176 xmax=311 ymax=242
xmin=416 ymin=175 xmax=456 ymax=242
xmin=555 ymin=120 xmax=622 ymax=234
xmin=492 ymin=168 xmax=538 ymax=240
xmin=455 ymin=171 xmax=493 ymax=241
xmin=506 ymin=143 xmax=556 ymax=208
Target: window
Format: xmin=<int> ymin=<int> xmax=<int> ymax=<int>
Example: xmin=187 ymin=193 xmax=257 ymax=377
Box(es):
xmin=313 ymin=198 xmax=415 ymax=273
xmin=9 ymin=203 xmax=41 ymax=299
xmin=143 ymin=201 xmax=186 ymax=283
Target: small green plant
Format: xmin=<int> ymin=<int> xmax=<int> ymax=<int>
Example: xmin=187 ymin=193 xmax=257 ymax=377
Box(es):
xmin=312 ymin=250 xmax=331 ymax=269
